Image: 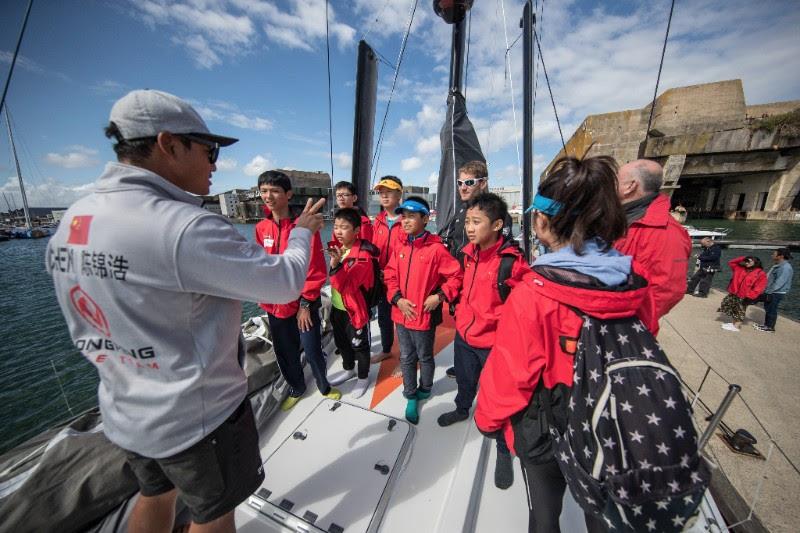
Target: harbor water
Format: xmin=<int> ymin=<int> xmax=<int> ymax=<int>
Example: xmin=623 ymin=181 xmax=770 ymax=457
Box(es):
xmin=1 ymin=219 xmax=798 ymax=455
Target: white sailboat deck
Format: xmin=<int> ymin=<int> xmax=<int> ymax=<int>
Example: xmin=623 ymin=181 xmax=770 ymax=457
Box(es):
xmin=235 ymin=316 xmax=727 ymax=532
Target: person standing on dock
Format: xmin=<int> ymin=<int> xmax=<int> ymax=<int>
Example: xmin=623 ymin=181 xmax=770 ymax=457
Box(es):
xmin=687 ymin=237 xmax=722 ymax=298
xmin=46 ymin=90 xmax=326 ymax=533
xmin=719 ymin=256 xmax=767 ymax=332
xmin=754 ymin=248 xmax=794 ymax=332
xmin=614 ymin=159 xmax=691 ymax=335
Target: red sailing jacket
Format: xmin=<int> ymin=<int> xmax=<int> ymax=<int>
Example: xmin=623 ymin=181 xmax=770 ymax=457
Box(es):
xmin=330 ymin=208 xmax=374 ymax=244
xmin=474 ymin=265 xmax=648 ymax=455
xmin=614 ymin=194 xmax=691 ymax=336
xmin=329 ymin=239 xmax=380 ymax=329
xmin=455 ymin=239 xmax=534 ymax=348
xmin=372 ymin=210 xmax=406 ymax=269
xmin=384 ymin=232 xmax=463 ymax=331
xmin=727 ymin=256 xmax=767 ymax=300
xmin=255 ymin=211 xmax=327 ymax=318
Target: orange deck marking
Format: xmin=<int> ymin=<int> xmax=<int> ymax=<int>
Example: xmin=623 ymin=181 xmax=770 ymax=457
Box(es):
xmin=369 ymin=313 xmax=456 ymax=409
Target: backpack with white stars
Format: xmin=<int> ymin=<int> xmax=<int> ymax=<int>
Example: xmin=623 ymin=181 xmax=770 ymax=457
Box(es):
xmin=549 ymin=312 xmax=711 ymax=532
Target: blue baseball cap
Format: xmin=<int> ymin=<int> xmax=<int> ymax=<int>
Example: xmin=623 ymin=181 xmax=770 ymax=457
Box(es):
xmin=395 ymin=199 xmax=430 ymax=216
xmin=524 ymin=193 xmax=563 ymax=216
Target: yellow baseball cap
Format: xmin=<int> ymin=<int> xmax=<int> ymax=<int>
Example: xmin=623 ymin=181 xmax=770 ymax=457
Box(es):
xmin=373 ymin=176 xmax=403 ymax=191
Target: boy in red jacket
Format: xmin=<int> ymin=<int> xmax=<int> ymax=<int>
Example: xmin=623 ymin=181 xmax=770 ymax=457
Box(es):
xmin=326 ymin=208 xmax=381 ymax=398
xmin=330 ymin=181 xmax=373 ymax=243
xmin=384 ymin=196 xmax=463 ymax=424
xmin=255 ymin=171 xmax=341 ymax=411
xmin=371 ymin=175 xmax=406 ymax=364
xmin=438 ymin=193 xmax=533 ymax=489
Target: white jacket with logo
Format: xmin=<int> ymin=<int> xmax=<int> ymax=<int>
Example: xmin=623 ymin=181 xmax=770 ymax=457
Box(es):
xmin=47 ymin=162 xmax=312 ymax=458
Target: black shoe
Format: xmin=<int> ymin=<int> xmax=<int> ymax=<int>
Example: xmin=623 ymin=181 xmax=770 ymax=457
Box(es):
xmin=437 ymin=409 xmax=469 ymax=427
xmin=495 ymin=450 xmax=514 ymax=489
xmin=445 ymin=366 xmax=456 ymax=378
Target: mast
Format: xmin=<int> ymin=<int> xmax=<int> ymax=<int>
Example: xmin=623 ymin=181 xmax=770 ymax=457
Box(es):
xmin=448 ymin=17 xmax=467 ymax=94
xmin=5 ymin=109 xmax=32 ymax=230
xmin=0 ymin=0 xmax=34 ymax=118
xmin=521 ymin=1 xmax=535 ymax=260
xmin=350 ymin=40 xmax=378 ymax=206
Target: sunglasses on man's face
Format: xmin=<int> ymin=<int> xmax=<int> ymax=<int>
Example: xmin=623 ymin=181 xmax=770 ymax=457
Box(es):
xmin=457 ymin=177 xmax=484 ymax=188
xmin=180 ymin=134 xmax=220 ymax=164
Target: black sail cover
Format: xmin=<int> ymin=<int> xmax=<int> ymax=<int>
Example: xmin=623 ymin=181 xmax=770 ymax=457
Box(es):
xmin=436 ymin=90 xmax=485 ymax=234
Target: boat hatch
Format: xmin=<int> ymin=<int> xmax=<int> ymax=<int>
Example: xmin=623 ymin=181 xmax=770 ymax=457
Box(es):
xmin=241 ymin=399 xmax=414 ymax=533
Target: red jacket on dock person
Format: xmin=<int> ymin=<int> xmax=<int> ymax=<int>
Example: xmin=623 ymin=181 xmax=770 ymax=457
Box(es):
xmin=614 ymin=194 xmax=691 ymax=336
xmin=727 ymin=256 xmax=767 ymax=300
xmin=255 ymin=211 xmax=327 ymax=318
xmin=454 ymin=239 xmax=533 ymax=348
xmin=329 ymin=239 xmax=380 ymax=330
xmin=384 ymin=232 xmax=463 ymax=331
xmin=372 ymin=210 xmax=406 ymax=269
xmin=474 ymin=266 xmax=648 ymax=455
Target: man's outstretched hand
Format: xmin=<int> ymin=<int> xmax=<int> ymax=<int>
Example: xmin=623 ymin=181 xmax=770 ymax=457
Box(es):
xmin=295 ymin=198 xmax=326 ymax=234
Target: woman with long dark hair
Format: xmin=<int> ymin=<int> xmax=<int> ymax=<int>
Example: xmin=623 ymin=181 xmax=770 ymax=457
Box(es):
xmin=719 ymin=255 xmax=767 ymax=331
xmin=474 ymin=156 xmax=647 ymax=533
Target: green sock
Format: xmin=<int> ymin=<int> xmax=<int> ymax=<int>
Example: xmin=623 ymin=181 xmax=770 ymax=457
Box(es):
xmin=416 ymin=389 xmax=431 ymax=400
xmin=405 ymin=398 xmax=419 ymax=425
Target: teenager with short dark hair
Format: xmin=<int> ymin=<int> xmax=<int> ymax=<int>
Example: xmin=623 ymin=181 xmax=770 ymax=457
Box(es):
xmin=327 ymin=208 xmax=381 ymax=398
xmin=256 ymin=170 xmax=341 ymax=410
xmin=384 ymin=196 xmax=463 ymax=424
xmin=438 ymin=192 xmax=532 ymax=490
xmin=475 ymin=156 xmax=643 ymax=533
xmin=332 ymin=180 xmax=373 ymax=242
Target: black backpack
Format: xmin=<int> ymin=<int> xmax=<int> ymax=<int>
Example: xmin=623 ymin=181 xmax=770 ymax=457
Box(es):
xmin=549 ymin=312 xmax=711 ymax=532
xmin=355 ymin=240 xmax=383 ymax=309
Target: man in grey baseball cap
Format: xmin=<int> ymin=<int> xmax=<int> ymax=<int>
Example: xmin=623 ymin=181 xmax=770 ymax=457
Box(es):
xmin=47 ymin=89 xmax=325 ymax=532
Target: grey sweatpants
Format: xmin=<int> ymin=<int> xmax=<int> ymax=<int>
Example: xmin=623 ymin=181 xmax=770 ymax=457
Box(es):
xmin=396 ymin=324 xmax=435 ymax=399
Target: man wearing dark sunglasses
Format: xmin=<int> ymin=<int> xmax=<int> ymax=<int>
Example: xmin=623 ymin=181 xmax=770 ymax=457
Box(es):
xmin=46 ymin=89 xmax=326 ymax=533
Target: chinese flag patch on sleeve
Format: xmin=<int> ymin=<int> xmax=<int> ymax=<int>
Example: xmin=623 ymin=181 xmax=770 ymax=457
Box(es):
xmin=67 ymin=215 xmax=93 ymax=245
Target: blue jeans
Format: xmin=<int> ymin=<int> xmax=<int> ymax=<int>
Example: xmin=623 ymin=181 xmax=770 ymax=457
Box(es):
xmin=377 ymin=295 xmax=394 ymax=353
xmin=268 ymin=305 xmax=330 ymax=397
xmin=764 ymin=293 xmax=784 ymax=329
xmin=396 ymin=325 xmax=435 ymax=399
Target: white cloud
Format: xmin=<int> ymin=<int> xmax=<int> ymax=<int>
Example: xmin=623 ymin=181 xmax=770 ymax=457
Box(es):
xmin=45 ymin=146 xmax=100 ymax=169
xmin=227 ymin=113 xmax=273 ymax=131
xmin=334 ymin=152 xmax=352 ymax=169
xmin=401 ymin=156 xmax=422 ymax=171
xmin=172 ymin=35 xmax=221 ymax=69
xmin=416 ymin=135 xmax=440 ymax=155
xmin=243 ymin=155 xmax=273 ymax=176
xmin=90 ymin=79 xmax=127 ymax=94
xmin=1 ymin=177 xmax=96 ymax=208
xmin=427 ymin=171 xmax=438 ymax=185
xmin=191 ymin=100 xmax=273 ymax=132
xmin=215 ymin=158 xmax=238 ymax=172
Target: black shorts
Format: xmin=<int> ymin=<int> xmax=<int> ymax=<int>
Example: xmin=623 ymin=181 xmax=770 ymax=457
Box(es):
xmin=125 ymin=400 xmax=265 ymax=524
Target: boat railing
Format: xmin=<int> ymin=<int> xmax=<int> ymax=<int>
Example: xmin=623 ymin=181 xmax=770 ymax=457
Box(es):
xmin=664 ymin=318 xmax=799 ymax=532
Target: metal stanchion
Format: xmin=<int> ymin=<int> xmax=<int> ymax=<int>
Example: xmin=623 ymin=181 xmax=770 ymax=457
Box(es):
xmin=698 ymin=383 xmax=741 ymax=452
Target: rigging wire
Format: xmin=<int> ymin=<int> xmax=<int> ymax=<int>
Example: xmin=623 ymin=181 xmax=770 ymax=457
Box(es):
xmin=324 ymin=0 xmax=335 ymax=182
xmin=360 ymin=0 xmax=392 ymax=44
xmin=0 ymin=0 xmax=34 ymax=119
xmin=644 ymin=0 xmax=676 ymax=140
xmin=370 ymin=0 xmax=419 ymax=184
xmin=499 ymin=0 xmax=523 ymax=185
xmin=464 ymin=8 xmax=472 ymax=100
xmin=533 ymin=28 xmax=565 ymax=152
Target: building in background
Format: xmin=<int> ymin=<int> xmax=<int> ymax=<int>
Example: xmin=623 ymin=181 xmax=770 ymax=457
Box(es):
xmin=543 ymin=79 xmax=800 ymax=221
xmin=490 ymin=186 xmax=522 ymax=214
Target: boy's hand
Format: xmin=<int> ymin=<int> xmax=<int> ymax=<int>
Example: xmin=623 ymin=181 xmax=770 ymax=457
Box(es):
xmin=297 ymin=307 xmax=313 ymax=332
xmin=397 ymin=298 xmax=417 ymax=320
xmin=295 ymin=198 xmax=326 ymax=233
xmin=329 ymin=246 xmax=343 ymax=268
xmin=423 ymin=294 xmax=441 ymax=312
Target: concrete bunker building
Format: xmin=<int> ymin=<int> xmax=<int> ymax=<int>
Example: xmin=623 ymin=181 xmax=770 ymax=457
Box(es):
xmin=545 ymin=80 xmax=800 ymax=221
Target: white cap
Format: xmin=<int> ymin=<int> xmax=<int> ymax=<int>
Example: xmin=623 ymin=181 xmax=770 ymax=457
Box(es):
xmin=109 ymin=89 xmax=238 ymax=146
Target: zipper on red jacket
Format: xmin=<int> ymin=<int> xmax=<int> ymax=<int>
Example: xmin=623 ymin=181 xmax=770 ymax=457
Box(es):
xmin=402 ymin=233 xmax=428 ymax=321
xmin=462 ymin=252 xmax=480 ymax=341
xmin=382 ymin=218 xmax=401 ymax=265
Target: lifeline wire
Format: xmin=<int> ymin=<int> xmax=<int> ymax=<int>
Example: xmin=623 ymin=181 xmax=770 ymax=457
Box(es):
xmin=533 ymin=28 xmax=565 ymax=152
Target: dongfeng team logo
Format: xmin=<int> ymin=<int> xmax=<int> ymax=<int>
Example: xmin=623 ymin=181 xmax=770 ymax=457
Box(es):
xmin=69 ymin=285 xmax=111 ymax=337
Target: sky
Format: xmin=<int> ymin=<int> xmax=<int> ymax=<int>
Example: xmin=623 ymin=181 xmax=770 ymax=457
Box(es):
xmin=0 ymin=0 xmax=798 ymax=209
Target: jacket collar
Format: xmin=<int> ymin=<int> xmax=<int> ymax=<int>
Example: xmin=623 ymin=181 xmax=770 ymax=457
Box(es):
xmin=95 ymin=162 xmax=203 ymax=207
xmin=631 ymin=194 xmax=672 ymax=228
